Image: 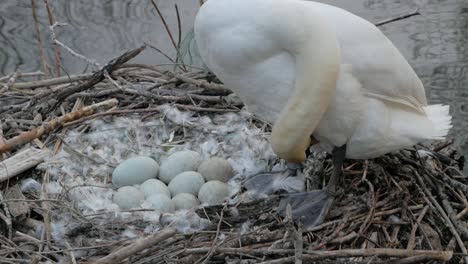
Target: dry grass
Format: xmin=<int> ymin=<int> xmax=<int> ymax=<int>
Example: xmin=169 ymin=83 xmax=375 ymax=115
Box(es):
xmin=0 ymin=3 xmax=466 ymax=263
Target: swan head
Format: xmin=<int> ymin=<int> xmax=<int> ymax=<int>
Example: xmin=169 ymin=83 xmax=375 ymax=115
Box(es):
xmin=271 ymin=131 xmax=311 ymax=163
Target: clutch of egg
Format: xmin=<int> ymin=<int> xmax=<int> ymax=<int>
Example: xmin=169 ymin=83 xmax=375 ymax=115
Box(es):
xmin=111 ymin=151 xmax=234 ymax=212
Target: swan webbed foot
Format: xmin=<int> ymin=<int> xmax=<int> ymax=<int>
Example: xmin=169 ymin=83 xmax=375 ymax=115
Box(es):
xmin=278 ymin=144 xmax=347 ymax=228
xmin=278 ymin=189 xmax=334 ymax=227
xmin=244 ymin=145 xmax=346 ymax=228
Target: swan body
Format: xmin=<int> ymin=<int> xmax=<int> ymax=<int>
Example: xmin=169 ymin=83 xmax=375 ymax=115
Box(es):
xmin=194 ymin=0 xmax=452 ymax=161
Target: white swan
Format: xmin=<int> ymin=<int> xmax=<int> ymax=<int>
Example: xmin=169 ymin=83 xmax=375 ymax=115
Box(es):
xmin=194 ymin=0 xmax=452 ymax=226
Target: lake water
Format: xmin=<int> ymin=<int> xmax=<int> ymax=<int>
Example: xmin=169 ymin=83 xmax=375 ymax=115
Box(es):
xmin=1 ymin=0 xmax=467 ymax=165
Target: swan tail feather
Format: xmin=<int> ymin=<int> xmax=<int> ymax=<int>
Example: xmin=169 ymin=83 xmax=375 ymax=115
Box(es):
xmin=423 ymin=104 xmax=452 ymax=140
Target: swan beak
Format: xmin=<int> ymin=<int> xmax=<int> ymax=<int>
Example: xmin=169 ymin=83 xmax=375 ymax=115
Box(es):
xmin=274 ymin=136 xmax=311 ymax=163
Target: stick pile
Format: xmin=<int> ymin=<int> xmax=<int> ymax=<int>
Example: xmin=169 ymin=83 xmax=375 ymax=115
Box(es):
xmin=0 ymin=45 xmax=467 ymax=263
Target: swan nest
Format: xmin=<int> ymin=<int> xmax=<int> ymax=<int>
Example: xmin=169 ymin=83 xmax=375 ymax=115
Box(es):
xmin=0 ymin=47 xmax=466 ymax=264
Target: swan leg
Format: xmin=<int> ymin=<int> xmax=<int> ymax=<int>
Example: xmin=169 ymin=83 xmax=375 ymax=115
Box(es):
xmin=278 ymin=144 xmax=347 ymax=228
xmin=328 ymin=144 xmax=347 ymax=196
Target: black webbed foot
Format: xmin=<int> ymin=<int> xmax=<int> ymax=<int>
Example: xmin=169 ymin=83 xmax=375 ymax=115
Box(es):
xmin=277 ymin=144 xmax=347 ymax=228
xmin=278 ymin=189 xmax=334 ymax=227
xmin=244 ymin=144 xmax=347 ymax=228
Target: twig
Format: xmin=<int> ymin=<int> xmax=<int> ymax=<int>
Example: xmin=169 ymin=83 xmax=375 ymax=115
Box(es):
xmin=49 ymin=22 xmax=100 ymax=68
xmin=94 ymin=227 xmax=176 ymax=264
xmin=48 ymin=22 xmax=126 ymax=96
xmin=174 ymin=104 xmax=239 ymax=113
xmin=10 ymin=73 xmax=92 ymax=89
xmin=0 ymin=102 xmax=29 ymax=113
xmin=43 ymin=0 xmax=61 ymax=77
xmin=0 ymin=99 xmax=118 ymax=154
xmin=123 ymin=88 xmax=227 ymax=104
xmin=173 ymin=74 xmax=227 ymax=91
xmin=197 ymin=205 xmax=226 ymax=264
xmin=40 ymin=170 xmax=52 ymax=249
xmin=391 ymin=255 xmax=446 ymax=264
xmin=64 ymin=240 xmax=77 ymax=264
xmin=433 ymin=140 xmax=454 ymax=152
xmin=53 ymin=46 xmax=145 ymax=101
xmin=457 ymin=206 xmax=468 ymax=219
xmin=305 ymin=205 xmax=424 ymax=233
xmin=173 ymin=4 xmax=187 ymax=72
xmin=0 ymin=72 xmax=18 ymax=94
xmin=149 ymin=0 xmax=178 ymax=51
xmin=440 ymin=171 xmax=468 ymax=195
xmin=294 ymin=220 xmax=303 ymax=264
xmin=144 ymin=42 xmax=177 ymax=64
xmin=329 ymin=231 xmax=358 ymax=244
xmin=63 ymin=107 xmax=163 ymax=127
xmin=406 ymin=205 xmax=429 ymax=250
xmin=0 ymin=147 xmax=48 ymax=183
xmin=0 ymin=71 xmax=44 ymax=82
xmin=375 ymin=9 xmax=420 ymax=27
xmin=31 ymin=0 xmax=50 ymax=79
xmin=66 ymin=87 xmax=122 ymax=101
xmin=437 ymin=185 xmax=468 ymax=240
xmin=183 ymin=248 xmax=453 ymax=262
xmin=0 ymin=191 xmax=12 ymax=239
xmin=175 ymin=4 xmax=182 ymax=52
xmin=414 ymin=170 xmax=468 ymax=263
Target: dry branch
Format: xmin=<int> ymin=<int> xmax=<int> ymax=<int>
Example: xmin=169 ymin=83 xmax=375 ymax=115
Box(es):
xmin=0 ymin=71 xmax=44 ymax=82
xmin=43 ymin=0 xmax=61 ymax=77
xmin=0 ymin=99 xmax=118 ymax=154
xmin=53 ymin=46 xmax=145 ymax=101
xmin=31 ymin=0 xmax=50 ymax=79
xmin=4 ymin=185 xmax=30 ymax=219
xmin=375 ymin=9 xmax=420 ymax=27
xmin=94 ymin=227 xmax=176 ymax=264
xmin=183 ymin=248 xmax=453 ymax=262
xmin=11 ymin=73 xmax=92 ymax=89
xmin=0 ymin=147 xmax=48 ymax=182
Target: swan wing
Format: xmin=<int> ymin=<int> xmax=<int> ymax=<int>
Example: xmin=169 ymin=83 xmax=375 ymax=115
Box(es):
xmin=306 ymin=1 xmax=428 ymax=112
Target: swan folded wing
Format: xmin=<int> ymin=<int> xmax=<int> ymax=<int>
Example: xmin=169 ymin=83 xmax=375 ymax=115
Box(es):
xmin=345 ymin=46 xmax=428 ymax=114
xmin=356 ymin=60 xmax=428 ymax=114
xmin=361 ymin=89 xmax=426 ymax=114
xmin=327 ymin=11 xmax=429 ymax=114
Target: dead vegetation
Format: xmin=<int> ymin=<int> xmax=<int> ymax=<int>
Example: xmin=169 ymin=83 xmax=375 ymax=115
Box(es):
xmin=0 ymin=1 xmax=466 ymax=263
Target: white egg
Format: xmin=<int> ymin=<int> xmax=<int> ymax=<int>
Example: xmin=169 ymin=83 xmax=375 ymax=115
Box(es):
xmin=168 ymin=171 xmax=205 ymax=196
xmin=172 ymin=193 xmax=200 ymax=210
xmin=112 ymin=156 xmax=159 ymax=187
xmin=198 ymin=181 xmax=230 ymax=205
xmin=146 ymin=194 xmax=175 ymax=213
xmin=140 ymin=179 xmax=171 ymax=198
xmin=198 ymin=157 xmax=234 ymax=182
xmin=159 ymin=151 xmax=201 ymax=184
xmin=113 ymin=186 xmax=144 ymax=210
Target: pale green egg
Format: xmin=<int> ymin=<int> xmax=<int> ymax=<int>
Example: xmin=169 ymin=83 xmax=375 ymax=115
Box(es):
xmin=172 ymin=193 xmax=200 ymax=210
xmin=113 ymin=186 xmax=144 ymax=210
xmin=168 ymin=171 xmax=205 ymax=196
xmin=198 ymin=157 xmax=234 ymax=182
xmin=140 ymin=179 xmax=171 ymax=198
xmin=112 ymin=156 xmax=159 ymax=187
xmin=198 ymin=180 xmax=230 ymax=205
xmin=146 ymin=193 xmax=175 ymax=213
xmin=159 ymin=151 xmax=201 ymax=184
